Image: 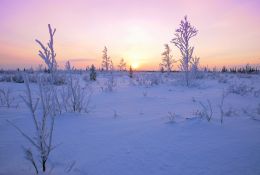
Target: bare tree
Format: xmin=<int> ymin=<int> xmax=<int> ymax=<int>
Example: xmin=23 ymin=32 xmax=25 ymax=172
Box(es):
xmin=7 ymin=76 xmax=56 ymax=174
xmin=35 ymin=24 xmax=57 ymax=80
xmin=160 ymin=44 xmax=175 ymax=73
xmin=62 ymin=61 xmax=92 ymax=112
xmin=102 ymin=46 xmax=111 ymax=71
xmin=171 ymin=16 xmax=198 ymax=86
xmin=118 ymin=58 xmax=127 ymax=71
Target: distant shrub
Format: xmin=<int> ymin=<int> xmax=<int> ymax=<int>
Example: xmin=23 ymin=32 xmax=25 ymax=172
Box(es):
xmin=12 ymin=73 xmax=24 ymax=83
xmin=132 ymin=73 xmax=163 ymax=87
xmin=228 ymin=83 xmax=254 ymax=96
xmin=0 ymin=75 xmax=12 ymax=82
xmin=167 ymin=112 xmax=177 ymax=123
xmin=193 ymin=99 xmax=213 ymax=122
xmin=0 ymin=88 xmax=16 ymax=108
xmin=90 ymin=64 xmax=97 ymax=81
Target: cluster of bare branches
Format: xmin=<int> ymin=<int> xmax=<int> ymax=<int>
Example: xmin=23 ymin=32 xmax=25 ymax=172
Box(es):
xmin=61 ymin=61 xmax=92 ymax=112
xmin=0 ymin=88 xmax=17 ymax=108
xmin=35 ymin=24 xmax=57 ymax=81
xmin=193 ymin=99 xmax=213 ymax=122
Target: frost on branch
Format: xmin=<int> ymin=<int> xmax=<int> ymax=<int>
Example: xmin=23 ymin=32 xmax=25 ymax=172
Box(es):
xmin=7 ymin=75 xmax=56 ymax=174
xmin=35 ymin=24 xmax=57 ymax=78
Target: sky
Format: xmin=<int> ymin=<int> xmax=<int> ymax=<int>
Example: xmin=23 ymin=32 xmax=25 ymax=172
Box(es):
xmin=0 ymin=0 xmax=260 ymax=70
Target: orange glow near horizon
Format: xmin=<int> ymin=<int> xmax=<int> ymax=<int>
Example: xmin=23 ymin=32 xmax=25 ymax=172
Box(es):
xmin=0 ymin=0 xmax=260 ymax=70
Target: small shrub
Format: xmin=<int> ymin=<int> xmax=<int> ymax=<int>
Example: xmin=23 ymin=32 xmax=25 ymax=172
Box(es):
xmin=228 ymin=83 xmax=254 ymax=96
xmin=0 ymin=88 xmax=16 ymax=108
xmin=193 ymin=99 xmax=213 ymax=122
xmin=167 ymin=112 xmax=177 ymax=123
xmin=12 ymin=73 xmax=24 ymax=83
xmin=90 ymin=64 xmax=97 ymax=81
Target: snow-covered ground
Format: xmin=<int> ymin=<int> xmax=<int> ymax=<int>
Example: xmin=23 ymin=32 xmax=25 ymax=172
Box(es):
xmin=0 ymin=72 xmax=260 ymax=175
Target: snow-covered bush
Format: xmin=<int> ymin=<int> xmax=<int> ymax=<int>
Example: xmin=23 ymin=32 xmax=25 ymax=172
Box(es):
xmin=133 ymin=73 xmax=163 ymax=87
xmin=61 ymin=63 xmax=92 ymax=112
xmin=0 ymin=74 xmax=12 ymax=82
xmin=7 ymin=76 xmax=57 ymax=174
xmin=52 ymin=73 xmax=66 ymax=85
xmin=103 ymin=72 xmax=117 ymax=92
xmin=12 ymin=72 xmax=24 ymax=83
xmin=193 ymin=99 xmax=213 ymax=122
xmin=167 ymin=112 xmax=177 ymax=123
xmin=228 ymin=83 xmax=254 ymax=96
xmin=218 ymin=75 xmax=229 ymax=84
xmin=61 ymin=77 xmax=91 ymax=112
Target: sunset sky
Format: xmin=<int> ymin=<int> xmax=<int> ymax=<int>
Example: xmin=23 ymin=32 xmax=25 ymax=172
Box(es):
xmin=0 ymin=0 xmax=260 ymax=70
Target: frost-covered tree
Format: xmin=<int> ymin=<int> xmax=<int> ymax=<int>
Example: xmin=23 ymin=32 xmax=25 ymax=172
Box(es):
xmin=171 ymin=16 xmax=198 ymax=86
xmin=8 ymin=76 xmax=56 ymax=174
xmin=160 ymin=44 xmax=175 ymax=73
xmin=35 ymin=24 xmax=57 ymax=80
xmin=118 ymin=58 xmax=127 ymax=71
xmin=102 ymin=46 xmax=111 ymax=71
xmin=90 ymin=64 xmax=97 ymax=81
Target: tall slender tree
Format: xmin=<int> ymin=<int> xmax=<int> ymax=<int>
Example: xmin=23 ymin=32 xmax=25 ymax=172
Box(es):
xmin=160 ymin=44 xmax=175 ymax=73
xmin=171 ymin=16 xmax=198 ymax=86
xmin=101 ymin=46 xmax=111 ymax=71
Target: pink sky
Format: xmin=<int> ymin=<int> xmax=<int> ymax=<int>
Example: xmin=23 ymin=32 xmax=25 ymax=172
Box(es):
xmin=0 ymin=0 xmax=260 ymax=70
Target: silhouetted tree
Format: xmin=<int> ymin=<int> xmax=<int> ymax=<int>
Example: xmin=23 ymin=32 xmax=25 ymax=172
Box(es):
xmin=101 ymin=46 xmax=111 ymax=71
xmin=118 ymin=58 xmax=127 ymax=71
xmin=160 ymin=44 xmax=175 ymax=73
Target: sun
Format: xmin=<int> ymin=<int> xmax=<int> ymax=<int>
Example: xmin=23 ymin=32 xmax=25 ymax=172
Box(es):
xmin=131 ymin=62 xmax=139 ymax=69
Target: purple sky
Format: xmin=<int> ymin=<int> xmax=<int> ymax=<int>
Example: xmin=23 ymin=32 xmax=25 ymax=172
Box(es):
xmin=0 ymin=0 xmax=260 ymax=69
